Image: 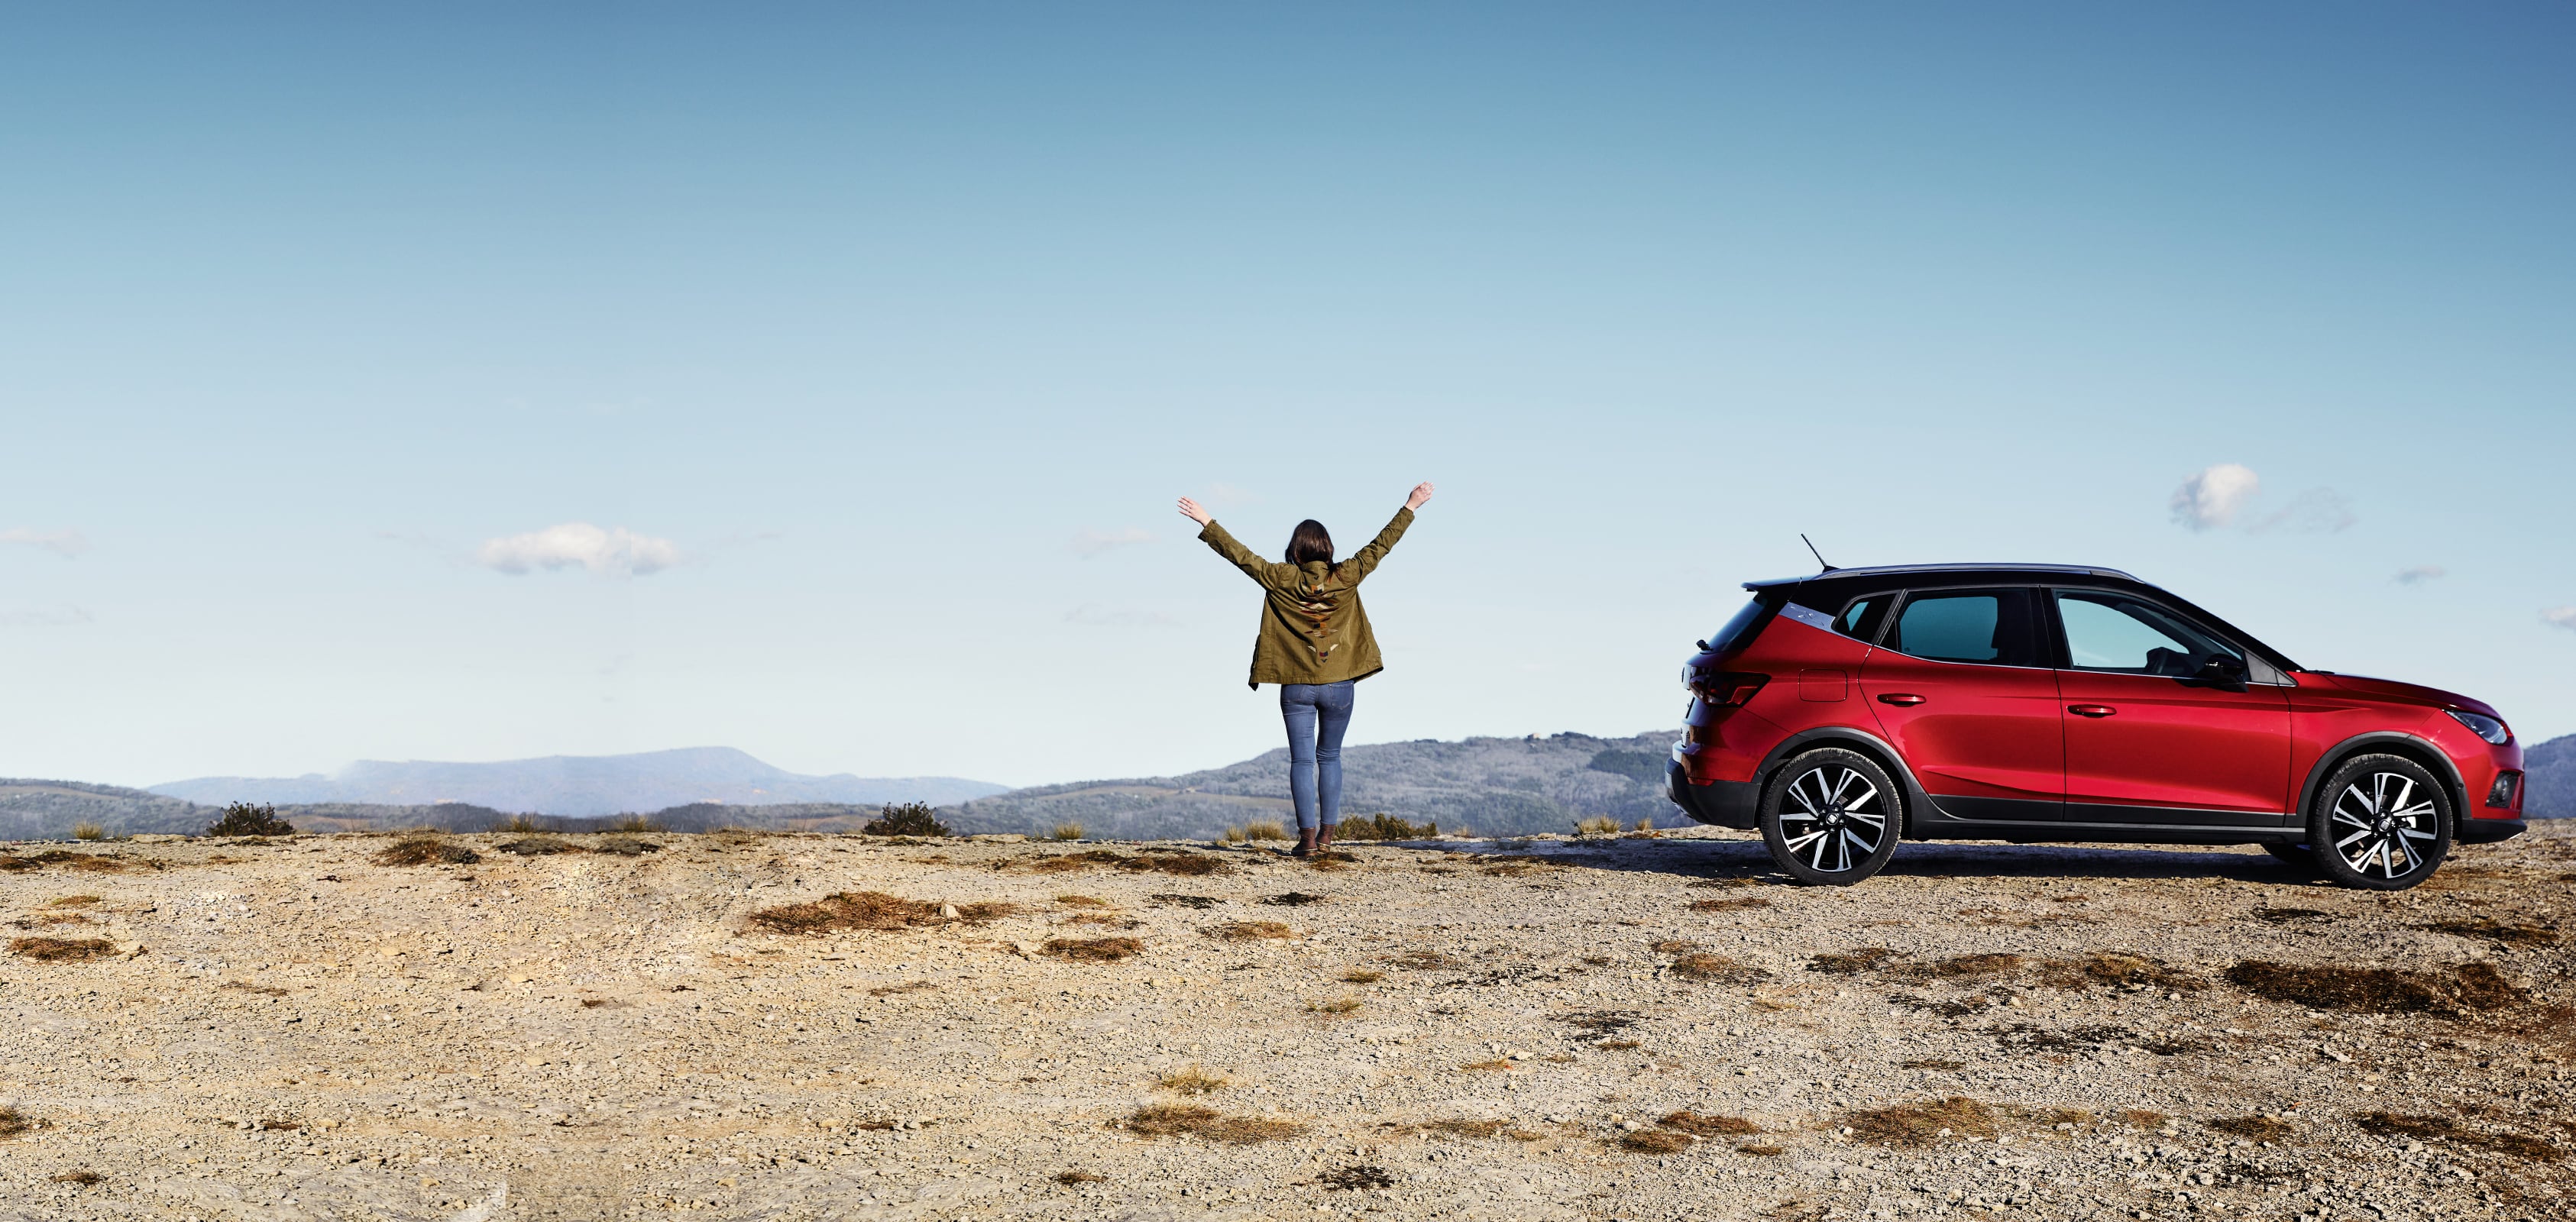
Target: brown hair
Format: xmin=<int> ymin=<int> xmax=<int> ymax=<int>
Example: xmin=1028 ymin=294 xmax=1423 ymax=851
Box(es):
xmin=1285 ymin=519 xmax=1334 ymax=565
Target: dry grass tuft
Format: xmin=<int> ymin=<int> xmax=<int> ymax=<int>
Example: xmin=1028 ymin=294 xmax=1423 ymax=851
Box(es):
xmin=1688 ymin=897 xmax=1771 ymax=912
xmin=2416 ymin=918 xmax=2559 ymax=946
xmin=0 ymin=1107 xmax=32 ymax=1137
xmin=2225 ymin=960 xmax=2523 ymax=1016
xmin=1900 ymin=1059 xmax=1966 ymax=1071
xmin=494 ymin=837 xmax=581 ymax=856
xmin=1154 ymin=1065 xmax=1229 ymax=1094
xmin=1737 ymin=1141 xmax=1785 ymax=1156
xmin=51 ymin=1169 xmax=104 ymax=1186
xmin=1244 ymin=820 xmax=1290 ymax=842
xmin=1670 ymin=952 xmax=1772 ymax=984
xmin=1338 ymin=813 xmax=1435 ymax=840
xmin=1660 ymin=1111 xmax=1761 ymax=1136
xmin=10 ymin=936 xmax=115 ymax=962
xmin=497 ymin=815 xmax=546 ymax=833
xmin=1389 ymin=949 xmax=1461 ymax=971
xmin=2353 ymin=1112 xmax=2563 ymax=1162
xmin=1319 ymin=1165 xmax=1396 ymax=1191
xmin=750 ymin=891 xmax=1020 ymax=935
xmin=71 ymin=822 xmax=106 ymax=841
xmin=1806 ymin=947 xmax=1897 ymax=975
xmin=1915 ymin=952 xmax=2024 ymax=981
xmin=1572 ymin=815 xmax=1621 ymax=837
xmin=1205 ymin=920 xmax=1295 ymax=941
xmin=1055 ymin=894 xmax=1112 ymax=908
xmin=2053 ymin=951 xmax=2202 ymax=991
xmin=1050 ymin=823 xmax=1086 ymax=842
xmin=220 ymin=981 xmax=288 ymax=997
xmin=2118 ymin=1109 xmax=2169 ymax=1129
xmin=1843 ymin=1097 xmax=1998 ymax=1146
xmin=1055 ymin=1170 xmax=1107 ymax=1185
xmin=1599 ymin=1039 xmax=1642 ymax=1050
xmin=47 ymin=895 xmax=102 ymax=907
xmin=0 ymin=851 xmax=130 ymax=874
xmin=1458 ymin=1059 xmax=1514 ymax=1072
xmin=2208 ymin=1115 xmax=2298 ymax=1143
xmin=1044 ymin=936 xmax=1143 ymax=962
xmin=1340 ymin=968 xmax=1385 ymax=984
xmin=1122 ymin=1102 xmax=1303 ymax=1144
xmin=1029 ymin=849 xmax=1232 ymax=878
xmin=607 ymin=814 xmax=658 ymax=833
xmin=1306 ymin=849 xmax=1358 ymax=871
xmin=1220 ymin=826 xmax=1248 ymax=845
xmin=1616 ymin=1128 xmax=1693 ymax=1154
xmin=1418 ymin=1118 xmax=1513 ymax=1139
xmin=1307 ymin=995 xmax=1363 ymax=1015
xmin=372 ymin=838 xmax=481 ymax=867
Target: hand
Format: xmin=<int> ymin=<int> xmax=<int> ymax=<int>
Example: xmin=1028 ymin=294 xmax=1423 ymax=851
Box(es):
xmin=1404 ymin=481 xmax=1435 ymax=510
xmin=1176 ymin=496 xmax=1212 ymax=526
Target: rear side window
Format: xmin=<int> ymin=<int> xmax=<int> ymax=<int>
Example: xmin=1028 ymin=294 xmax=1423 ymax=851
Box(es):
xmin=1834 ymin=593 xmax=1896 ymax=642
xmin=1885 ymin=589 xmax=2040 ymax=667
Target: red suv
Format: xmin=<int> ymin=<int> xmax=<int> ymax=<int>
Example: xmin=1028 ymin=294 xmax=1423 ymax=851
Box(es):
xmin=1667 ymin=564 xmax=2525 ymax=889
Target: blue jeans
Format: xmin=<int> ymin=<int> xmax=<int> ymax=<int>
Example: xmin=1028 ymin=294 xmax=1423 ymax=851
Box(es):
xmin=1280 ymin=681 xmax=1354 ymax=831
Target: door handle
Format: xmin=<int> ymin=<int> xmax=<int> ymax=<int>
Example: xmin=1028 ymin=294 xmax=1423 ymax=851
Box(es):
xmin=2068 ymin=704 xmax=2117 ymax=718
xmin=1875 ymin=693 xmax=1927 ymax=706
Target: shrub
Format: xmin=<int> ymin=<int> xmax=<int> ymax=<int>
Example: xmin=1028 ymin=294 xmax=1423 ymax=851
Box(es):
xmin=70 ymin=823 xmax=106 ymax=842
xmin=863 ymin=803 xmax=950 ymax=837
xmin=1050 ymin=823 xmax=1085 ymax=842
xmin=1573 ymin=815 xmax=1620 ymax=837
xmin=205 ymin=803 xmax=295 ymax=838
xmin=372 ymin=838 xmax=481 ymax=867
xmin=1337 ymin=813 xmax=1435 ymax=841
xmin=1243 ymin=820 xmax=1289 ymax=842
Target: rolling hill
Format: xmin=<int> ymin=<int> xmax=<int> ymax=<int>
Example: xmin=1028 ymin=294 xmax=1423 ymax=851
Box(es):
xmin=149 ymin=747 xmax=1005 ymax=816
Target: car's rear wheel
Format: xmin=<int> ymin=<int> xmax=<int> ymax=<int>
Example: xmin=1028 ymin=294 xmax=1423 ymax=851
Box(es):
xmin=1759 ymin=748 xmax=1901 ymax=885
xmin=2306 ymin=754 xmax=2451 ymax=891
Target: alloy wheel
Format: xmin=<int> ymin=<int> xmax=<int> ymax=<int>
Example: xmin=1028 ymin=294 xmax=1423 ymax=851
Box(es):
xmin=1777 ymin=765 xmax=1888 ymax=874
xmin=2328 ymin=771 xmax=2438 ymax=881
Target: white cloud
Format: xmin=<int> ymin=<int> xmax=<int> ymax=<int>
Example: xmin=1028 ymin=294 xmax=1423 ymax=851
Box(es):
xmin=0 ymin=527 xmax=88 ymax=558
xmin=1065 ymin=603 xmax=1178 ymax=628
xmin=2168 ymin=464 xmax=2260 ymax=531
xmin=1073 ymin=527 xmax=1154 ymax=558
xmin=476 ymin=523 xmax=681 ymax=577
xmin=2393 ymin=566 xmax=2446 ymax=586
xmin=2545 ymin=606 xmax=2576 ymax=632
xmin=2247 ymin=488 xmax=2357 ymax=535
xmin=0 ymin=603 xmax=92 ymax=628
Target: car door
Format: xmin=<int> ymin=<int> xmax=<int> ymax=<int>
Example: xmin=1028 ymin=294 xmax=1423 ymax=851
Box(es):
xmin=2048 ymin=588 xmax=2291 ymax=826
xmin=1859 ymin=587 xmax=2065 ymax=823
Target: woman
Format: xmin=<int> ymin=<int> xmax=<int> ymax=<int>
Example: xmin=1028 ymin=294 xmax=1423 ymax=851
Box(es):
xmin=1177 ymin=482 xmax=1434 ymax=856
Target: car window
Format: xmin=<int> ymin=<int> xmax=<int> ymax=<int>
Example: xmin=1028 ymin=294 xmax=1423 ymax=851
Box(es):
xmin=1833 ymin=593 xmax=1895 ymax=642
xmin=1704 ymin=595 xmax=1775 ymax=654
xmin=2055 ymin=591 xmax=2244 ymax=676
xmin=1885 ymin=590 xmax=2038 ymax=666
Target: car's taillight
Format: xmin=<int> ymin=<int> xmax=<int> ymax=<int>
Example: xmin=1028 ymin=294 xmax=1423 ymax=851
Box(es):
xmin=2489 ymin=771 xmax=2523 ymax=810
xmin=1687 ymin=670 xmax=1770 ymax=706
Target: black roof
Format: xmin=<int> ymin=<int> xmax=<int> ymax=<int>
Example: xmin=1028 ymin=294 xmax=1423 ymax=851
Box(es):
xmin=1743 ymin=563 xmax=2139 ymax=590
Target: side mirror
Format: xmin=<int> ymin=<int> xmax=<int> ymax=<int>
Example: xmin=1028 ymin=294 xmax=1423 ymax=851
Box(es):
xmin=2196 ymin=655 xmax=2249 ymax=689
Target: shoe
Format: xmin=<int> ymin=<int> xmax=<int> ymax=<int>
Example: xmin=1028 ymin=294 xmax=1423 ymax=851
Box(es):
xmin=1291 ymin=829 xmax=1318 ymax=858
xmin=1315 ymin=825 xmax=1336 ymax=851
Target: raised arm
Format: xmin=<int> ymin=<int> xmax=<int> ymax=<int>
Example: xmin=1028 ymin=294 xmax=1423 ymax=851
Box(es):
xmin=1341 ymin=483 xmax=1432 ymax=584
xmin=1181 ymin=496 xmax=1277 ymax=584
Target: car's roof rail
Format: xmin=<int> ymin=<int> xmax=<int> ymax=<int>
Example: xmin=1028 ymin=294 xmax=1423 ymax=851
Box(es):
xmin=1743 ymin=562 xmax=2141 ymax=590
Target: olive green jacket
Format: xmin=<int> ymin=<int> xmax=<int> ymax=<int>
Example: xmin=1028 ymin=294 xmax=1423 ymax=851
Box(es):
xmin=1199 ymin=507 xmax=1415 ymax=689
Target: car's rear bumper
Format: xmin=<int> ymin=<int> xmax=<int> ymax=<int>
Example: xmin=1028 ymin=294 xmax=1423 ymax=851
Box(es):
xmin=2457 ymin=818 xmax=2526 ymax=845
xmin=1667 ymin=761 xmax=1759 ymax=830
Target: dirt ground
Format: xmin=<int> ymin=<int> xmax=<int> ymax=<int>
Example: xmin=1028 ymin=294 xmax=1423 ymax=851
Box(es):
xmin=2 ymin=821 xmax=2571 ymax=1222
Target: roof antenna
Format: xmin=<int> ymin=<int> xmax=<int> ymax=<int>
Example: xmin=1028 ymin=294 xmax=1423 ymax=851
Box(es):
xmin=1801 ymin=533 xmax=1838 ymax=573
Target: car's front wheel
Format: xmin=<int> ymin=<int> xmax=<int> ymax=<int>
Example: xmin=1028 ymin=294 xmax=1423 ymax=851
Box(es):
xmin=1759 ymin=748 xmax=1901 ymax=885
xmin=2306 ymin=754 xmax=2451 ymax=891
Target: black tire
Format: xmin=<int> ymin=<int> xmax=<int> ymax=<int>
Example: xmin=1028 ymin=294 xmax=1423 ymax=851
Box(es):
xmin=2260 ymin=842 xmax=2319 ymax=871
xmin=2306 ymin=753 xmax=2451 ymax=891
xmin=1759 ymin=748 xmax=1901 ymax=886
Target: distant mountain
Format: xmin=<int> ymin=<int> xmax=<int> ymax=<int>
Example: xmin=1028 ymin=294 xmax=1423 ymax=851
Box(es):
xmin=2525 ymin=732 xmax=2574 ymax=819
xmin=150 ymin=747 xmax=1007 ymax=817
xmin=947 ymin=730 xmax=1685 ymax=841
xmin=1 ymin=778 xmax=214 ymax=839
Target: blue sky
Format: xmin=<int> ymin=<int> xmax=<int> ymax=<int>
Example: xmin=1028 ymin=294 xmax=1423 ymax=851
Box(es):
xmin=3 ymin=3 xmax=2571 ymax=790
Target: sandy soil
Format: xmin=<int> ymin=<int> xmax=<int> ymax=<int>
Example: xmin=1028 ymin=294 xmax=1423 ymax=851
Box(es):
xmin=2 ymin=822 xmax=2570 ymax=1222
